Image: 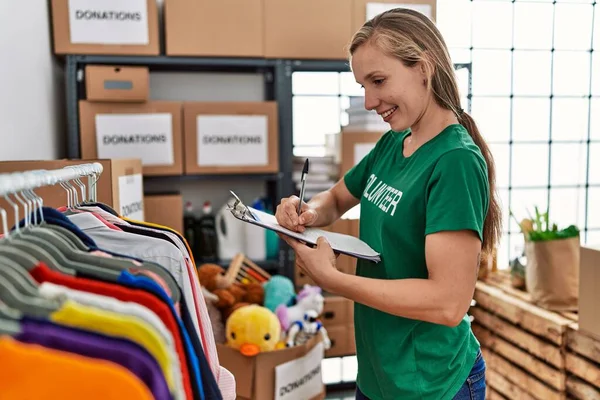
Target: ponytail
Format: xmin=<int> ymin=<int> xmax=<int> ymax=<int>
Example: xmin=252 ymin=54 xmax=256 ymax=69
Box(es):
xmin=458 ymin=111 xmax=502 ymax=254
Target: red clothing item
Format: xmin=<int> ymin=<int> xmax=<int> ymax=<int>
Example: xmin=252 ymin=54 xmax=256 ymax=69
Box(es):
xmin=30 ymin=263 xmax=194 ymax=400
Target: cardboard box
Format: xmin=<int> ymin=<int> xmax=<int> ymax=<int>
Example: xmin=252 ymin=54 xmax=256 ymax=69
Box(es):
xmin=217 ymin=336 xmax=325 ymax=400
xmin=79 ymin=101 xmax=184 ymax=176
xmin=579 ymin=245 xmax=600 ymax=339
xmin=264 ymin=0 xmax=352 ymax=59
xmin=352 ymin=0 xmax=437 ymax=33
xmin=322 ymin=296 xmax=351 ymax=327
xmin=325 ymin=325 xmax=351 ymax=358
xmin=85 ymin=65 xmax=149 ymax=102
xmin=144 ymin=194 xmax=184 ymax=234
xmin=341 ymin=131 xmax=384 ymax=176
xmin=164 ymin=0 xmax=264 ymax=57
xmin=50 ymin=0 xmax=159 ymax=55
xmin=183 ymin=102 xmax=279 ymax=174
xmin=0 ymin=158 xmax=144 ymax=225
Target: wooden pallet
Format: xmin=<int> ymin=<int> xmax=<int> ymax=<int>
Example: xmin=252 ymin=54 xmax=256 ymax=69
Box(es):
xmin=471 ymin=272 xmax=600 ymax=400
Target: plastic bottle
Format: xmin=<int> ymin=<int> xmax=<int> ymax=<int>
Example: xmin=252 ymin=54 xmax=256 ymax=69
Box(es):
xmin=197 ymin=201 xmax=219 ymax=263
xmin=183 ymin=201 xmax=197 ymax=257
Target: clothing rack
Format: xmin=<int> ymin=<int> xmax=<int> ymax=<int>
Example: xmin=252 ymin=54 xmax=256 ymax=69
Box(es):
xmin=0 ymin=161 xmax=234 ymax=400
xmin=0 ymin=162 xmax=103 ymax=198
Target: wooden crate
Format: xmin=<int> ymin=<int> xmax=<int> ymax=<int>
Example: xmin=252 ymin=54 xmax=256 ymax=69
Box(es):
xmin=471 ymin=272 xmax=600 ymax=400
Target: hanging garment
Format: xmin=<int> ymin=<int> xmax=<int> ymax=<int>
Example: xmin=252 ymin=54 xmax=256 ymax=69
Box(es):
xmin=14 ymin=317 xmax=172 ymax=400
xmin=30 ymin=262 xmax=200 ymax=400
xmin=0 ymin=337 xmax=154 ymax=400
xmin=0 ymin=164 xmax=232 ymax=400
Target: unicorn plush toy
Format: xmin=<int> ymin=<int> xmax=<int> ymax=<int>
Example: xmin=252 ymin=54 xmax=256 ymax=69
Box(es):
xmin=275 ymin=284 xmax=325 ymax=332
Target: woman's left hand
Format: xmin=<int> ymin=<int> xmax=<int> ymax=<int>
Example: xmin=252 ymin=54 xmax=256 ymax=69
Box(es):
xmin=279 ymin=235 xmax=340 ymax=292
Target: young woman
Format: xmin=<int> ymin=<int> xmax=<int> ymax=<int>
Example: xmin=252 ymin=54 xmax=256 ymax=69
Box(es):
xmin=275 ymin=8 xmax=501 ymax=400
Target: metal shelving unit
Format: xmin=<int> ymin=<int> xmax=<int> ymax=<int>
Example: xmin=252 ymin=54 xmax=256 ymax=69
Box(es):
xmin=64 ymin=55 xmax=363 ymax=280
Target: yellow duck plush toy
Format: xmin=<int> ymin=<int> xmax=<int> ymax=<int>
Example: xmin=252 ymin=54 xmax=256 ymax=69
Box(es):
xmin=226 ymin=304 xmax=283 ymax=356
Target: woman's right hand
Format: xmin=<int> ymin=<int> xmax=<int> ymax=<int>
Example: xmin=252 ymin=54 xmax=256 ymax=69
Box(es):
xmin=275 ymin=195 xmax=318 ymax=232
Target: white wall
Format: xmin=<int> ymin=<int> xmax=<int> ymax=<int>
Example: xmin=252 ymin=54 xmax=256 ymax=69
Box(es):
xmin=0 ymin=2 xmax=65 ymax=161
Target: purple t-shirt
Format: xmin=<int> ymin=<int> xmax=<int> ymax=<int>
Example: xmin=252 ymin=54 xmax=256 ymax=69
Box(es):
xmin=16 ymin=317 xmax=172 ymax=400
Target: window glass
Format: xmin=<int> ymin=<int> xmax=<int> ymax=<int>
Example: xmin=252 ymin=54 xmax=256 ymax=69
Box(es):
xmin=471 ymin=97 xmax=511 ymax=143
xmin=490 ymin=144 xmax=511 ymax=189
xmin=550 ymin=143 xmax=588 ymax=186
xmin=554 ymin=4 xmax=594 ymax=50
xmin=551 ymin=98 xmax=589 ymax=142
xmin=471 ymin=1 xmax=513 ymax=49
xmin=549 ymin=188 xmax=587 ymax=229
xmin=587 ymin=188 xmax=600 ymax=229
xmin=472 ymin=50 xmax=512 ymax=96
xmin=513 ymin=3 xmax=554 ymax=50
xmin=293 ymin=96 xmax=341 ymax=147
xmin=512 ymin=98 xmax=551 ymax=142
xmin=511 ymin=144 xmax=549 ymax=187
xmin=553 ymin=51 xmax=590 ymax=97
xmin=513 ymin=50 xmax=552 ymax=96
xmin=292 ymin=72 xmax=340 ymax=95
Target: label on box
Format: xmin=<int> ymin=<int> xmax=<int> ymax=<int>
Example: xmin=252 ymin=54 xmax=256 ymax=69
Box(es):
xmin=274 ymin=342 xmax=324 ymax=400
xmin=366 ymin=2 xmax=432 ymax=20
xmin=118 ymin=174 xmax=144 ymax=221
xmin=95 ymin=113 xmax=174 ymax=166
xmin=68 ymin=0 xmax=149 ymax=45
xmin=354 ymin=143 xmax=376 ymax=166
xmin=196 ymin=115 xmax=268 ymax=167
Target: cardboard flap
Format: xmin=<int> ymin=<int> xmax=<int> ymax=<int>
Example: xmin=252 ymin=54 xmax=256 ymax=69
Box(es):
xmin=217 ymin=344 xmax=256 ymax=399
xmin=254 ymin=336 xmax=323 ymax=400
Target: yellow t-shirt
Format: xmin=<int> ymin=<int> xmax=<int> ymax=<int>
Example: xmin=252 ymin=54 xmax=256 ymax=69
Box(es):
xmin=0 ymin=336 xmax=153 ymax=400
xmin=51 ymin=300 xmax=176 ymax=391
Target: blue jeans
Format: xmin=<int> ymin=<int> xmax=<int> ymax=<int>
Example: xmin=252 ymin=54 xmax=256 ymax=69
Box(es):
xmin=355 ymin=350 xmax=486 ymax=400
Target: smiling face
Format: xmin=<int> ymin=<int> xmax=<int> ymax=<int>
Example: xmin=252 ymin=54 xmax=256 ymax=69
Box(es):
xmin=351 ymin=41 xmax=431 ymax=132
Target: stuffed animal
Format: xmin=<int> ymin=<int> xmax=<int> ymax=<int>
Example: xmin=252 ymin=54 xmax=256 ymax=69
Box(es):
xmin=263 ymin=275 xmax=296 ymax=313
xmin=197 ymin=263 xmax=265 ymax=319
xmin=226 ymin=304 xmax=281 ymax=356
xmin=275 ymin=284 xmax=325 ymax=331
xmin=286 ymin=309 xmax=331 ymax=349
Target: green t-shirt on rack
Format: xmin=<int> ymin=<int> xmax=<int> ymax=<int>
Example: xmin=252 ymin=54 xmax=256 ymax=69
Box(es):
xmin=343 ymin=123 xmax=488 ymax=400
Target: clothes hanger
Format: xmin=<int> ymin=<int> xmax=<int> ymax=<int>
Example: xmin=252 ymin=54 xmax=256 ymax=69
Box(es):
xmin=3 ymin=190 xmax=78 ymax=276
xmin=0 ymin=266 xmax=61 ymax=318
xmin=0 ymin=302 xmax=22 ymax=336
xmin=5 ymin=174 xmax=120 ymax=281
xmin=0 ymin=255 xmax=40 ymax=297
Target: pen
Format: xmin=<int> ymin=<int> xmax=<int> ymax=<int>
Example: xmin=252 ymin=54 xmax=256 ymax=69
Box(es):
xmin=297 ymin=158 xmax=309 ymax=216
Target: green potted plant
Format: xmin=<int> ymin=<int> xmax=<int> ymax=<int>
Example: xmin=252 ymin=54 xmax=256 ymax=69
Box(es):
xmin=514 ymin=206 xmax=580 ymax=311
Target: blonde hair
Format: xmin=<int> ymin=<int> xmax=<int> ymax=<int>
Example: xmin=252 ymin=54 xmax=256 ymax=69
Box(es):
xmin=349 ymin=8 xmax=502 ymax=253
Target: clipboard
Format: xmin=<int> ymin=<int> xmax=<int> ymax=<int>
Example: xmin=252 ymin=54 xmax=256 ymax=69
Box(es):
xmin=227 ymin=191 xmax=381 ymax=263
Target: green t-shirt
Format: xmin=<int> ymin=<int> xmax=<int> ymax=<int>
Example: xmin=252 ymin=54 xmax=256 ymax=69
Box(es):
xmin=343 ymin=124 xmax=488 ymax=400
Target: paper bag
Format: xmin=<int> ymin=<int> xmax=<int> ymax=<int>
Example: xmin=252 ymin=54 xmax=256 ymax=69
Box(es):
xmin=525 ymin=236 xmax=580 ymax=311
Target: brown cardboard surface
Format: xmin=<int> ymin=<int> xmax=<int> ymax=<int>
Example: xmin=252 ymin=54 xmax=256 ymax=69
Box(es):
xmin=341 ymin=131 xmax=384 ymax=176
xmin=165 ymin=0 xmax=264 ymax=57
xmin=50 ymin=0 xmax=159 ymax=55
xmin=0 ymin=159 xmax=141 ymax=227
xmin=322 ymin=296 xmax=351 ymax=327
xmin=348 ymin=326 xmax=356 ymax=354
xmin=217 ymin=335 xmax=325 ymax=399
xmin=352 ymin=0 xmax=437 ymax=33
xmin=79 ymin=100 xmax=184 ymax=176
xmin=325 ymin=325 xmax=350 ymax=358
xmin=144 ymin=194 xmax=184 ymax=234
xmin=264 ymin=0 xmax=352 ymax=59
xmin=85 ymin=65 xmax=149 ymax=102
xmin=579 ymin=245 xmax=600 ymax=339
xmin=183 ymin=102 xmax=279 ymax=174
xmin=109 ymin=159 xmax=143 ymax=213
